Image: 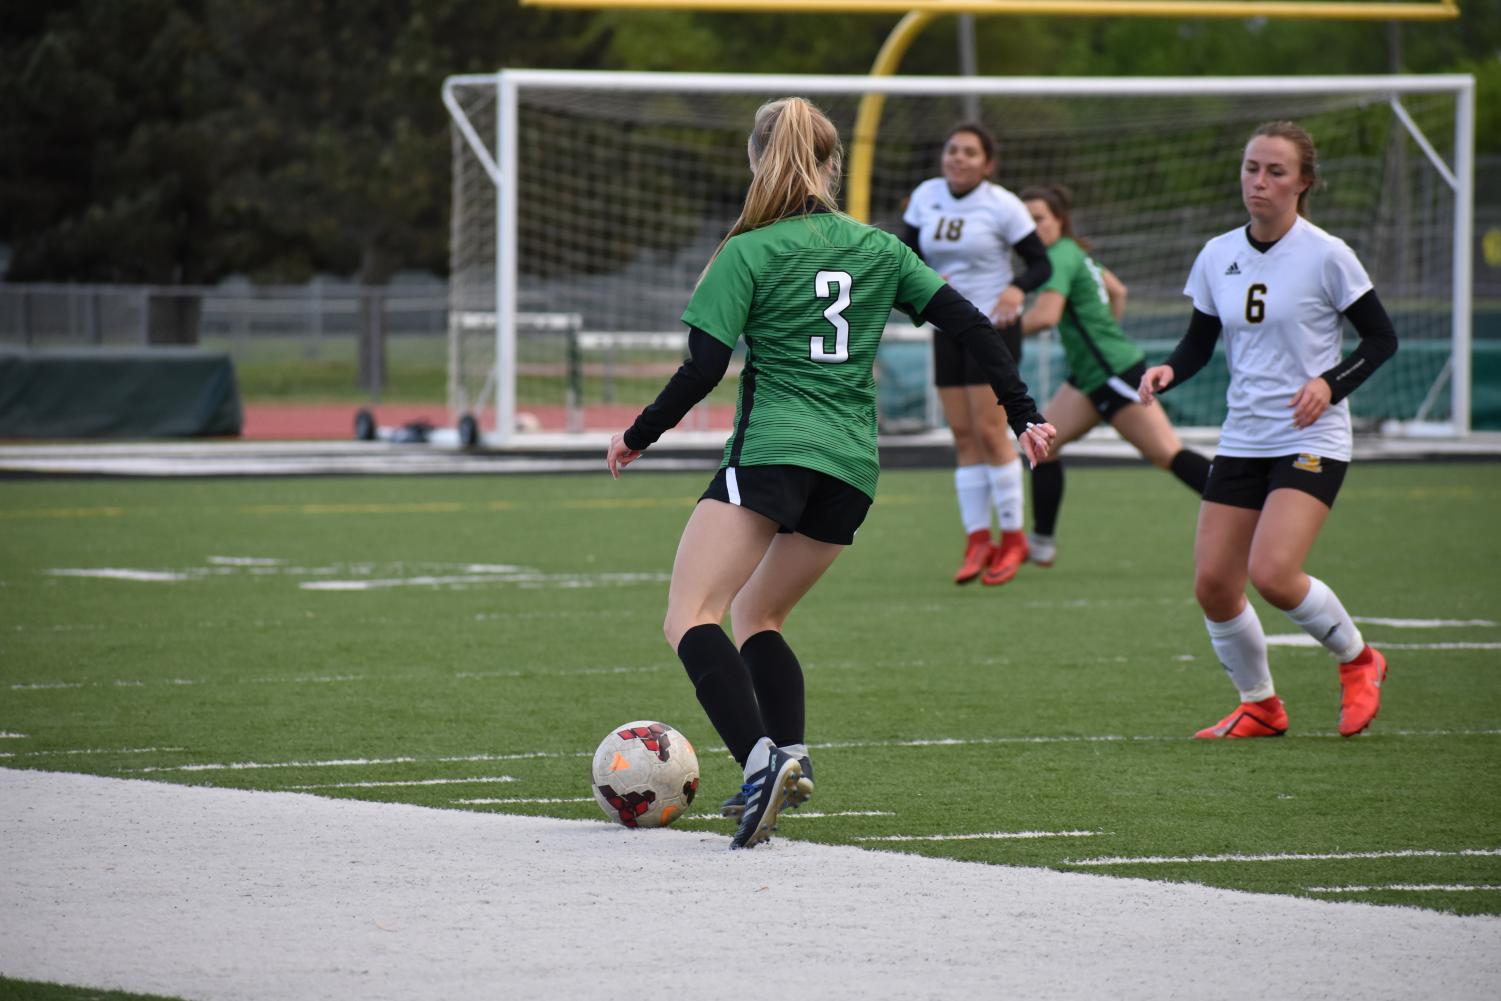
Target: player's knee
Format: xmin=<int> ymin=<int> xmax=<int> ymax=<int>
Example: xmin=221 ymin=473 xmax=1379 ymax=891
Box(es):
xmin=1193 ymin=572 xmax=1241 ymax=618
xmin=732 ymin=608 xmax=783 ymax=639
xmin=1248 ymin=559 xmax=1301 ymax=609
xmin=1143 ymin=445 xmax=1176 ymax=470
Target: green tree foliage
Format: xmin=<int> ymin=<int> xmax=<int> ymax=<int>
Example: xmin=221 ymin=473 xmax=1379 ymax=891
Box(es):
xmin=0 ymin=1 xmax=1494 ymax=284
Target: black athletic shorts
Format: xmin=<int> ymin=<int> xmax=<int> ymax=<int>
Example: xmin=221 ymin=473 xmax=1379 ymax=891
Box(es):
xmin=1068 ymin=361 xmax=1147 ymax=422
xmin=700 ymin=464 xmax=872 ymax=546
xmin=1201 ymin=453 xmax=1350 ymax=511
xmin=933 ymin=323 xmax=1022 ymax=388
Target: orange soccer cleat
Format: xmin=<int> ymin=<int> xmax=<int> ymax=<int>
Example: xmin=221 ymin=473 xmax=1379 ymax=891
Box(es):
xmin=1195 ymin=695 xmax=1288 ymax=739
xmin=981 ymin=530 xmax=1029 ymax=586
xmin=1338 ymin=645 xmax=1388 ymax=737
xmin=955 ymin=529 xmax=993 ymax=584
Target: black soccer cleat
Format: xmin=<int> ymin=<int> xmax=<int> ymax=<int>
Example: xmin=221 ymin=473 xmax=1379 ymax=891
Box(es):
xmin=729 ymin=747 xmax=801 ymax=850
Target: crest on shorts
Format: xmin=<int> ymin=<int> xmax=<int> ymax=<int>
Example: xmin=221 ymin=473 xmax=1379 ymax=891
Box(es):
xmin=1293 ymin=453 xmax=1323 ymax=473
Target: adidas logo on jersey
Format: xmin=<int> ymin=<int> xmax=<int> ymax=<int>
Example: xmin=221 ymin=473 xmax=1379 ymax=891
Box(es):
xmin=1225 ymin=262 xmax=1242 ymax=275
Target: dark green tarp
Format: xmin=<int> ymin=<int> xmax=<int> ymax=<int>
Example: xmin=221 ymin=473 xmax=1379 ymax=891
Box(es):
xmin=0 ymin=349 xmax=242 ymax=439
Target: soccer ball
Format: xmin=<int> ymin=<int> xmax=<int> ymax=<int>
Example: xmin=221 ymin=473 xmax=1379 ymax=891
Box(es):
xmin=590 ymin=721 xmax=699 ymax=828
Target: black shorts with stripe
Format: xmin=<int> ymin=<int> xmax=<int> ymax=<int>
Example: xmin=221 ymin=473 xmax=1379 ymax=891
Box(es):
xmin=1067 ymin=360 xmax=1147 ymax=422
xmin=1202 ymin=453 xmax=1350 ymax=511
xmin=933 ymin=323 xmax=1022 ymax=388
xmin=700 ymin=464 xmax=872 ymax=546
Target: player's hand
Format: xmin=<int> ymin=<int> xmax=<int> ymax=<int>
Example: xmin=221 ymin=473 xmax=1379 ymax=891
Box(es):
xmin=1289 ymin=377 xmax=1332 ymax=429
xmin=991 ymin=285 xmax=1025 ymax=326
xmin=1138 ymin=365 xmax=1175 ymax=406
xmin=606 ymin=431 xmax=642 ymax=479
xmin=1018 ymin=421 xmax=1057 ymax=469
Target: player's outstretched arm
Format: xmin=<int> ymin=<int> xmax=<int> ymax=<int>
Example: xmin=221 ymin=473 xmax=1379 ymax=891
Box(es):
xmin=1018 ymin=421 xmax=1058 ymax=467
xmin=1138 ymin=365 xmax=1175 ymax=406
xmin=1142 ymin=308 xmax=1222 ymax=406
xmin=918 ymin=283 xmax=1052 ymax=465
xmin=606 ymin=327 xmax=732 ymax=478
xmin=606 ymin=433 xmax=643 ymax=479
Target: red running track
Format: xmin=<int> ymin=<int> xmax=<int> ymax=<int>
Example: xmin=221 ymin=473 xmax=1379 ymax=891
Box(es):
xmin=241 ymin=403 xmax=736 ymax=440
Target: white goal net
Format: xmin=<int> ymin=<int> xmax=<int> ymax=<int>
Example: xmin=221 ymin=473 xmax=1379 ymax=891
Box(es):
xmin=445 ymin=71 xmax=1474 ymax=444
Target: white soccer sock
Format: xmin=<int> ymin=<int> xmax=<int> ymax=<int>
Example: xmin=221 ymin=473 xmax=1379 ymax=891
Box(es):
xmin=1205 ymin=602 xmax=1274 ymax=702
xmin=743 ymin=736 xmax=775 ymax=780
xmin=955 ymin=464 xmax=992 ymax=534
xmin=1284 ymin=576 xmax=1366 ymax=663
xmin=987 ymin=458 xmax=1025 ymax=532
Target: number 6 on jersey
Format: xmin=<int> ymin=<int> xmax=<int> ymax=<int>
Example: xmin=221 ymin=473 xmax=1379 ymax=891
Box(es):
xmin=812 ymin=270 xmax=852 ymax=363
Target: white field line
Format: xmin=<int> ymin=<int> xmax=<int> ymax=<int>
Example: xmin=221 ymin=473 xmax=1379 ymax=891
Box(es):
xmin=0 ymin=747 xmax=186 ymax=760
xmin=10 ymin=664 xmax=662 ymax=692
xmin=856 ymin=831 xmax=1102 ymax=843
xmin=301 ymin=572 xmax=668 ymax=591
xmin=7 ymin=768 xmax=1499 ymax=1001
xmin=1265 ymin=633 xmax=1501 ymax=651
xmin=1065 ymin=848 xmax=1501 ymax=867
xmin=121 ymin=728 xmax=1501 ymax=775
xmin=1353 ymin=617 xmax=1497 ymax=628
xmin=43 ymin=561 xmax=668 ymax=592
xmin=0 ymin=732 xmax=26 ymax=739
xmin=130 ymin=751 xmax=586 ymax=774
xmin=458 ymin=797 xmax=595 ymax=805
xmin=452 ymin=666 xmax=660 ymax=679
xmin=1308 ymin=884 xmax=1501 ymax=893
xmin=287 ymin=776 xmax=519 ymax=789
xmin=46 ymin=568 xmax=194 ymax=582
xmin=676 ymin=810 xmax=897 ymax=823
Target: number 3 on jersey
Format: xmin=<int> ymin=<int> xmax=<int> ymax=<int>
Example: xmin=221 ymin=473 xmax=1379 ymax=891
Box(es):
xmin=812 ymin=270 xmax=852 ymax=363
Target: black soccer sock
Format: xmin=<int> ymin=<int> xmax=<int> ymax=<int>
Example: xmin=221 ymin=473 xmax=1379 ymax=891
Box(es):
xmin=740 ymin=629 xmax=805 ymax=747
xmin=676 ymin=623 xmax=766 ymax=767
xmin=1170 ymin=448 xmax=1211 ymax=494
xmin=1030 ymin=460 xmax=1064 ymax=537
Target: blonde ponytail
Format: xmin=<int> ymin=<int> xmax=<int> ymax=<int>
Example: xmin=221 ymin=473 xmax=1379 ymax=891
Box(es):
xmin=701 ymin=97 xmax=843 ymax=277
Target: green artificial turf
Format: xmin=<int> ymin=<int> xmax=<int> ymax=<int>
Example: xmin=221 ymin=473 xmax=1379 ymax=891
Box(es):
xmin=2 ymin=462 xmax=1498 ymax=917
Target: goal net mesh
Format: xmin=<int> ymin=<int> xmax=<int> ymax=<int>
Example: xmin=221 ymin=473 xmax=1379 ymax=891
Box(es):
xmin=448 ymin=78 xmax=1462 ymax=435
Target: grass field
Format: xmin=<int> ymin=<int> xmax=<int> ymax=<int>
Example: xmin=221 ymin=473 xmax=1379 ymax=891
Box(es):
xmin=2 ymin=460 xmax=1499 ymax=939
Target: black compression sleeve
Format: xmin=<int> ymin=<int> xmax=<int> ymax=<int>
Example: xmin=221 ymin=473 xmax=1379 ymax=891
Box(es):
xmin=899 ymin=223 xmax=922 ymax=256
xmin=919 ymin=284 xmax=1044 ymax=435
xmin=1321 ymin=289 xmax=1398 ymax=405
xmin=1009 ymin=231 xmax=1052 ymax=294
xmin=622 ymin=327 xmax=732 ymax=451
xmin=1159 ymin=309 xmax=1223 ymax=392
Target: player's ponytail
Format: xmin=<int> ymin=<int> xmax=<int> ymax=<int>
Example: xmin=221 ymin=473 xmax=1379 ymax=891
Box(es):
xmin=1249 ymin=120 xmax=1322 ymax=217
xmin=1019 ymin=183 xmax=1091 ymax=251
xmin=702 ymin=97 xmax=844 ymax=277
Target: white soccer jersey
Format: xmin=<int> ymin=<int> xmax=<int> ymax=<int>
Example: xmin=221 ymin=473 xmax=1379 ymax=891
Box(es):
xmin=1184 ymin=216 xmax=1373 ymax=461
xmin=903 ymin=177 xmax=1036 ymax=317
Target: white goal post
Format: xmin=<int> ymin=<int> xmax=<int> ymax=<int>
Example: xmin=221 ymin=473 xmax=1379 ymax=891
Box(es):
xmin=444 ymin=70 xmax=1474 ymax=445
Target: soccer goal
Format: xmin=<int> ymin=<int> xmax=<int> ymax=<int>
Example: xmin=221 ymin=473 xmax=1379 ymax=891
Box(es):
xmin=444 ymin=70 xmax=1474 ymax=445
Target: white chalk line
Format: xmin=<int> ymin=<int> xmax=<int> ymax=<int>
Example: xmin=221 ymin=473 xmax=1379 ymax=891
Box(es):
xmin=302 ymin=571 xmax=667 ymax=591
xmin=855 ymin=830 xmax=1103 ymax=843
xmin=1353 ymin=617 xmax=1497 ymax=628
xmin=0 ymin=732 xmax=27 ymax=739
xmin=676 ymin=810 xmax=897 ymax=823
xmin=1064 ymin=848 xmax=1501 ymax=867
xmin=130 ymin=751 xmax=585 ymax=774
xmin=458 ymin=797 xmax=595 ymax=805
xmin=10 ymin=664 xmax=664 ymax=692
xmin=0 ymin=747 xmax=186 ymax=760
xmin=43 ymin=560 xmax=669 ymax=593
xmin=287 ymin=776 xmax=519 ymax=789
xmin=1265 ymin=634 xmax=1501 ymax=650
xmin=118 ymin=727 xmax=1501 ymax=775
xmin=1307 ymin=884 xmax=1501 ymax=893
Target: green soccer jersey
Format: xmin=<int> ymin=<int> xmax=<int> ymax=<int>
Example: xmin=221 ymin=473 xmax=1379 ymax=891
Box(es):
xmin=683 ymin=211 xmax=945 ymax=499
xmin=1040 ymin=237 xmax=1145 ymax=394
